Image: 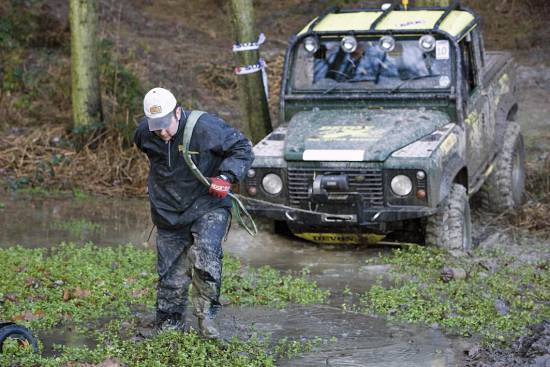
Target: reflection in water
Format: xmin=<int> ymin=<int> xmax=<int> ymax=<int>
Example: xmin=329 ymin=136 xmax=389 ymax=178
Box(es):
xmin=0 ymin=194 xmax=152 ymax=248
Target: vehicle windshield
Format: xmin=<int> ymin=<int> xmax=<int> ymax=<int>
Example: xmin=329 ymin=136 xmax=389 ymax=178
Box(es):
xmin=291 ymin=37 xmax=453 ymax=93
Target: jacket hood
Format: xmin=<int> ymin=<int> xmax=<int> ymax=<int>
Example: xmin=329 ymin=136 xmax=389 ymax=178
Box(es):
xmin=284 ymin=109 xmax=451 ymax=161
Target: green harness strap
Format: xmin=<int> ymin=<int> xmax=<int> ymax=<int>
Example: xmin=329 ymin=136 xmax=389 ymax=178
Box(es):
xmin=182 ymin=111 xmax=258 ymax=237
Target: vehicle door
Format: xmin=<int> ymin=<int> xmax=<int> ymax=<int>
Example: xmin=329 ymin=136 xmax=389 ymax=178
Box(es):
xmin=460 ymin=29 xmax=491 ymax=181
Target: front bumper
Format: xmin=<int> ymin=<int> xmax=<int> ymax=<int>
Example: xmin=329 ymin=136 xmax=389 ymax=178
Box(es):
xmin=238 ymin=195 xmax=438 ymax=228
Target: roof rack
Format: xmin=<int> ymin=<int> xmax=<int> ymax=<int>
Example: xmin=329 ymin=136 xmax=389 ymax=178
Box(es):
xmin=307 ymin=6 xmax=340 ymax=33
xmin=370 ymin=1 xmax=401 ymax=31
xmin=434 ymin=0 xmax=461 ymax=30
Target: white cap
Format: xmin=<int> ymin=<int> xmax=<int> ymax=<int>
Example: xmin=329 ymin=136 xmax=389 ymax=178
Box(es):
xmin=143 ymin=87 xmax=177 ymax=131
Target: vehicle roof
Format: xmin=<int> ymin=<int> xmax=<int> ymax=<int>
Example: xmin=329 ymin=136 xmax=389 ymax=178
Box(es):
xmin=298 ymin=9 xmax=476 ymax=38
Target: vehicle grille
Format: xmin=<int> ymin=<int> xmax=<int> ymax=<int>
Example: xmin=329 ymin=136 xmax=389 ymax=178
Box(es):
xmin=287 ymin=166 xmax=384 ymax=207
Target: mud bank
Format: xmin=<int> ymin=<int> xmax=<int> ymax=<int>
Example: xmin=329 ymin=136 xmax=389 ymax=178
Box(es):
xmin=466 ymin=321 xmax=550 ymax=367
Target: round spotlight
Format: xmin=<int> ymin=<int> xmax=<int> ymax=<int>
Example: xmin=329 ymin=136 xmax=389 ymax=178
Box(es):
xmin=391 ymin=175 xmax=413 ymax=197
xmin=379 ymin=36 xmax=395 ymax=52
xmin=303 ymin=37 xmax=319 ymax=53
xmin=419 ymin=35 xmax=436 ymax=52
xmin=341 ymin=36 xmax=358 ymax=53
xmin=262 ymin=173 xmax=283 ymax=195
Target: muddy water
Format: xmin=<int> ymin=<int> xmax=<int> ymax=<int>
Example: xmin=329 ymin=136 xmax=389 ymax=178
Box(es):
xmin=0 ymin=194 xmax=152 ymax=248
xmin=219 ymin=305 xmax=468 ymax=367
xmin=0 ymin=194 xmax=470 ymax=365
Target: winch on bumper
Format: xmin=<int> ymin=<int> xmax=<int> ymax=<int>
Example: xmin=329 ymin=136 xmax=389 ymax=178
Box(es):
xmin=239 ymin=165 xmax=438 ymax=233
xmin=240 ymin=195 xmax=437 ymax=229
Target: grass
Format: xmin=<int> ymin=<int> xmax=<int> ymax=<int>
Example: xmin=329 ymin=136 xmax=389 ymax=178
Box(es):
xmin=0 ymin=243 xmax=328 ymax=329
xmin=1 ymin=323 xmax=323 ymax=367
xmin=359 ymin=245 xmax=550 ymax=345
xmin=0 ymin=243 xmax=329 ymax=366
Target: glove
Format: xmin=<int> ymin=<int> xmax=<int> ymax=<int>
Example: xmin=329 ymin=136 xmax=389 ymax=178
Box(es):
xmin=208 ymin=176 xmax=231 ymax=199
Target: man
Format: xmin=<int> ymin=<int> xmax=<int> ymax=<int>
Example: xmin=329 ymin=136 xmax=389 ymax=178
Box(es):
xmin=134 ymin=87 xmax=254 ymax=339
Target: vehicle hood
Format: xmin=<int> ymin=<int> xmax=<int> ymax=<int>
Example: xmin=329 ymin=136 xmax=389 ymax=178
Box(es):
xmin=284 ymin=109 xmax=451 ymax=161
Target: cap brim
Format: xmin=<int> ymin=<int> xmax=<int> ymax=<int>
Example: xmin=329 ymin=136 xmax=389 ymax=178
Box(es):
xmin=147 ymin=114 xmax=172 ymax=131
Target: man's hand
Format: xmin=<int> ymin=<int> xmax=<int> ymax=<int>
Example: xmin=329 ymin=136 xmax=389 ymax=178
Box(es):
xmin=208 ymin=176 xmax=231 ymax=199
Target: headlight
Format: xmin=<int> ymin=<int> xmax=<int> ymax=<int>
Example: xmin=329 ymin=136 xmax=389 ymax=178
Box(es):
xmin=303 ymin=36 xmax=319 ymax=53
xmin=391 ymin=175 xmax=413 ymax=197
xmin=262 ymin=173 xmax=283 ymax=195
xmin=341 ymin=36 xmax=358 ymax=53
xmin=379 ymin=36 xmax=395 ymax=52
xmin=419 ymin=35 xmax=436 ymax=52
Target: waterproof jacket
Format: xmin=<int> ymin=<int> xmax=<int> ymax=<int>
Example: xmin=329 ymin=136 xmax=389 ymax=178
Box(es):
xmin=134 ymin=111 xmax=254 ymax=229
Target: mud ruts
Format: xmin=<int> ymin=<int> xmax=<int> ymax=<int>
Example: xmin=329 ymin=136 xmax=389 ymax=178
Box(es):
xmin=156 ymin=208 xmax=230 ymax=321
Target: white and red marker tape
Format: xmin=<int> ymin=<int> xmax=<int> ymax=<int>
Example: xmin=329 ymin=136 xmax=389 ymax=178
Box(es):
xmin=234 ymin=59 xmax=269 ymax=98
xmin=232 ymin=33 xmax=266 ymax=53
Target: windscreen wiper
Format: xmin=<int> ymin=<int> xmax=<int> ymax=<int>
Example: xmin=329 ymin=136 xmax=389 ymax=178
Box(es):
xmin=390 ymin=74 xmax=442 ymax=94
xmin=321 ymin=78 xmax=371 ymax=95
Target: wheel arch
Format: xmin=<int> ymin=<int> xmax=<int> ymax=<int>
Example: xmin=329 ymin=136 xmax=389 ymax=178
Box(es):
xmin=438 ymin=154 xmax=468 ymax=205
xmin=495 ymin=96 xmax=519 ymax=147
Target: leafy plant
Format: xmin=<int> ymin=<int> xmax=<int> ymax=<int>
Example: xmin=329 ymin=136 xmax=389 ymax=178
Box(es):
xmin=0 ymin=243 xmax=329 ymax=330
xmin=360 ymin=245 xmax=550 ymax=345
xmin=0 ymin=243 xmax=329 ymax=366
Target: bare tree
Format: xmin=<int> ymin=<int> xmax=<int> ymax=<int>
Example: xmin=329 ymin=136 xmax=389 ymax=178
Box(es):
xmin=70 ymin=0 xmax=103 ymax=131
xmin=229 ymin=0 xmax=272 ymax=143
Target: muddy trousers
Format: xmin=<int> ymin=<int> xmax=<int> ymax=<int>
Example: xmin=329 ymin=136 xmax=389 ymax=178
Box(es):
xmin=155 ymin=208 xmax=230 ymax=324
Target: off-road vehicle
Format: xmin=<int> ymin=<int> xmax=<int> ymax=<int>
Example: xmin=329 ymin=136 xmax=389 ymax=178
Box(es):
xmin=240 ymin=1 xmax=525 ymax=251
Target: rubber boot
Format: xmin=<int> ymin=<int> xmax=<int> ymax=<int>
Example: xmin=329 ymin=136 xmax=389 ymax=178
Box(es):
xmin=155 ymin=310 xmax=186 ymax=332
xmin=198 ymin=317 xmax=220 ymax=340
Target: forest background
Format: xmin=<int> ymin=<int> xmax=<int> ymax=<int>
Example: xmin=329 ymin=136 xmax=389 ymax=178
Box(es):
xmin=0 ymin=0 xmax=548 ymax=198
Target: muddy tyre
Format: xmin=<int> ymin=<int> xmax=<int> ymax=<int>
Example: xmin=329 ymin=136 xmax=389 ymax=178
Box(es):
xmin=478 ymin=122 xmax=526 ymax=213
xmin=0 ymin=323 xmax=39 ymax=353
xmin=425 ymin=183 xmax=473 ymax=252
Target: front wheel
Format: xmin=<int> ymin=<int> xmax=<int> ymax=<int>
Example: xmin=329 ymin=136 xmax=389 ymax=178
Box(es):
xmin=425 ymin=183 xmax=473 ymax=253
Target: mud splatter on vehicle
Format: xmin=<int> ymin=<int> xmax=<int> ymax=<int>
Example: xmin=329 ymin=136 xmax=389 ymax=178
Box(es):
xmin=241 ymin=3 xmax=525 ymax=253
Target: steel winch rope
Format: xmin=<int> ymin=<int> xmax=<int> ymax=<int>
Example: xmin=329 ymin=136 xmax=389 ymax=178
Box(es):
xmin=182 ymin=111 xmax=258 ymax=237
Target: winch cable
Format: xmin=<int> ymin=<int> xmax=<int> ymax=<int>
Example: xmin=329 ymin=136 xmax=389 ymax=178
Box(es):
xmin=182 ymin=111 xmax=258 ymax=237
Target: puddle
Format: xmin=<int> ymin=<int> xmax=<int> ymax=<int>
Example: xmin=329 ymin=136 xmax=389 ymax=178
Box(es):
xmin=0 ymin=193 xmax=394 ymax=300
xmin=38 ymin=326 xmax=97 ymax=357
xmin=0 ymin=194 xmax=152 ymax=248
xmin=219 ymin=305 xmax=468 ymax=367
xmin=0 ymin=194 xmax=470 ymax=365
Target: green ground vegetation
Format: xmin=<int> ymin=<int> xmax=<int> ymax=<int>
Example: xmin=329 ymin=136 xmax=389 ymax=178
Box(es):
xmin=2 ymin=325 xmax=323 ymax=367
xmin=0 ymin=244 xmax=329 ymax=329
xmin=0 ymin=243 xmax=329 ymax=366
xmin=360 ymin=245 xmax=550 ymax=345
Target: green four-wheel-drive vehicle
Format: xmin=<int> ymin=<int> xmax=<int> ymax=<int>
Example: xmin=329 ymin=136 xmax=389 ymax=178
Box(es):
xmin=240 ymin=1 xmax=525 ymax=251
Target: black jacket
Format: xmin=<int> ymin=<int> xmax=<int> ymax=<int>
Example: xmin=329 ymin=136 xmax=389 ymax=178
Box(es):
xmin=134 ymin=111 xmax=254 ymax=229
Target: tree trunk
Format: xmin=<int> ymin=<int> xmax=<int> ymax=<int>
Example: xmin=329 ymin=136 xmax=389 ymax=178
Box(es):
xmin=70 ymin=0 xmax=103 ymax=130
xmin=229 ymin=0 xmax=272 ymax=144
xmin=415 ymin=0 xmax=451 ymax=6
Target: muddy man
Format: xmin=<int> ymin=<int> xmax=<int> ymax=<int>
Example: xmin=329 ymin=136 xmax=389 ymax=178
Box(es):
xmin=134 ymin=87 xmax=254 ymax=339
